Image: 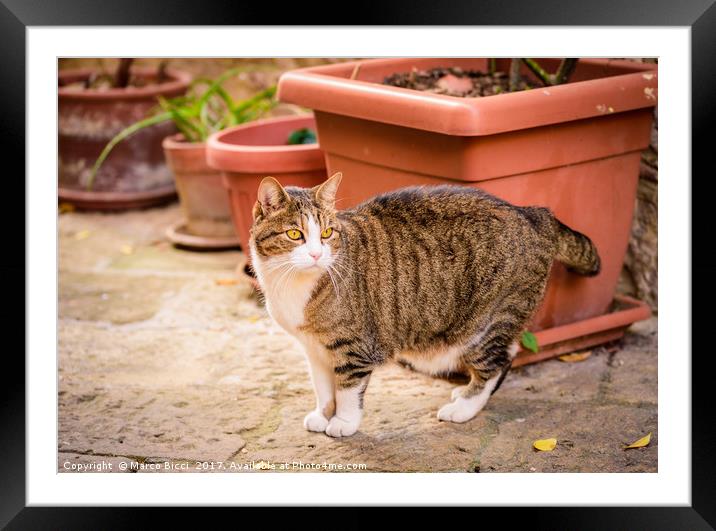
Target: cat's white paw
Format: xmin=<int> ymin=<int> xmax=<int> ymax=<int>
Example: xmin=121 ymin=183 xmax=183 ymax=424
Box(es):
xmin=439 ymin=375 xmax=500 ymax=423
xmin=437 ymin=397 xmax=482 ymax=423
xmin=451 ymin=385 xmax=468 ymax=401
xmin=303 ymin=410 xmax=329 ymax=432
xmin=325 ymin=416 xmax=360 ymax=437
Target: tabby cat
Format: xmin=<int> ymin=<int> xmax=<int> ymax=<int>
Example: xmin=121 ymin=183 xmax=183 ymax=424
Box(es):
xmin=249 ymin=173 xmax=600 ymax=437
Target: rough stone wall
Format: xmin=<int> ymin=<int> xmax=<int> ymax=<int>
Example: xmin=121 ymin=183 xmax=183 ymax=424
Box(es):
xmin=622 ymin=59 xmax=658 ymax=312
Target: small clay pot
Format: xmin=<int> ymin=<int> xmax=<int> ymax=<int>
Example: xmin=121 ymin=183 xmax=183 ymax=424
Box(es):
xmin=58 ymin=67 xmax=192 ymax=210
xmin=162 ymin=134 xmax=239 ymax=249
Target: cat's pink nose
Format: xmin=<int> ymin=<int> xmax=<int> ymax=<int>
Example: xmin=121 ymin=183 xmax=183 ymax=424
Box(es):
xmin=309 ymin=251 xmax=321 ymax=261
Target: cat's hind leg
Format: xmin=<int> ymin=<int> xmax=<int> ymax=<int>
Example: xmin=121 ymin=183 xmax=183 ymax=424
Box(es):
xmin=438 ymin=335 xmax=518 ymax=424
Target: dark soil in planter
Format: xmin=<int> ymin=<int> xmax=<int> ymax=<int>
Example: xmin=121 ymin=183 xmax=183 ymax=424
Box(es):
xmin=383 ymin=67 xmax=533 ymax=97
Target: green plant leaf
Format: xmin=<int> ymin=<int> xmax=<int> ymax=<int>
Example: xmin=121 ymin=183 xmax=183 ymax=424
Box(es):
xmin=237 ymin=99 xmax=276 ymax=124
xmin=196 ymin=66 xmax=260 ymax=109
xmin=217 ymin=112 xmax=238 ymax=130
xmin=86 ymin=111 xmax=172 ymax=190
xmin=201 ymin=89 xmax=235 ymax=135
xmin=158 ymin=96 xmax=205 ymax=141
xmin=521 ymin=331 xmax=539 ymax=353
xmin=199 ymin=99 xmax=214 ymax=133
xmin=233 ymin=85 xmax=277 ymax=114
xmin=209 ymin=85 xmax=236 ymax=113
xmin=287 ymin=127 xmax=317 ymax=145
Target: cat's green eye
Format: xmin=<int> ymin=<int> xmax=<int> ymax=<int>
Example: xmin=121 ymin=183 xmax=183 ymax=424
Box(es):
xmin=321 ymin=227 xmax=333 ymax=239
xmin=286 ymin=229 xmax=303 ymax=240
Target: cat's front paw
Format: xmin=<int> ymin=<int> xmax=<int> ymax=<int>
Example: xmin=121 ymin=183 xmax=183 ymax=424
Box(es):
xmin=303 ymin=410 xmax=330 ymax=432
xmin=437 ymin=398 xmax=480 ymax=423
xmin=325 ymin=416 xmax=360 ymax=437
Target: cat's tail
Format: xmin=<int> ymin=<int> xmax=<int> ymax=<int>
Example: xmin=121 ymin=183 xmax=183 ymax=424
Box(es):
xmin=554 ymin=219 xmax=601 ymax=276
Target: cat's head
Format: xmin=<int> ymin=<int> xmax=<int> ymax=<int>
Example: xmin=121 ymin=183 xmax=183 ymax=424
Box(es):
xmin=249 ymin=172 xmax=343 ymax=273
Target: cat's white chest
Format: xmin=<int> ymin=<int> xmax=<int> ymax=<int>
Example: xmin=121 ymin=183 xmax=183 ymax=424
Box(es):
xmin=263 ymin=276 xmax=317 ymax=333
xmin=251 ymin=250 xmax=320 ymax=335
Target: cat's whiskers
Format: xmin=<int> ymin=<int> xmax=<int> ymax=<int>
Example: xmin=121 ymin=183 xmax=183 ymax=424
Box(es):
xmin=271 ymin=262 xmax=297 ymax=301
xmin=329 ymin=262 xmax=348 ymax=289
xmin=332 ymin=261 xmax=355 ymax=277
xmin=329 ymin=259 xmax=356 ymax=286
xmin=281 ymin=268 xmax=299 ymax=298
xmin=260 ymin=258 xmax=294 ymax=301
xmin=331 ymin=254 xmax=357 ymax=275
xmin=263 ymin=258 xmax=292 ymax=275
xmin=326 ymin=265 xmax=340 ymax=300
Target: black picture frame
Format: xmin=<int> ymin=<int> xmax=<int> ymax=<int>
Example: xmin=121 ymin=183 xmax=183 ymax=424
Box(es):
xmin=3 ymin=0 xmax=712 ymax=527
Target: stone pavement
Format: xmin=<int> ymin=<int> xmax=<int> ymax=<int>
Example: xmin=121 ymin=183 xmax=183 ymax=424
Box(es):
xmin=58 ymin=203 xmax=657 ymax=473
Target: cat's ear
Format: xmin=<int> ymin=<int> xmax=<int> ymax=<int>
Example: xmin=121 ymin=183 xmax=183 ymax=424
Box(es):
xmin=315 ymin=172 xmax=342 ymax=208
xmin=256 ymin=176 xmax=289 ymax=217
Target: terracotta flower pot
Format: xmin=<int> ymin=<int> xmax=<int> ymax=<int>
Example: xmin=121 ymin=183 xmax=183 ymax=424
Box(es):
xmin=277 ymin=57 xmax=657 ymax=337
xmin=58 ymin=67 xmax=192 ymax=210
xmin=162 ymin=135 xmax=240 ymax=250
xmin=206 ymin=115 xmax=327 ymax=257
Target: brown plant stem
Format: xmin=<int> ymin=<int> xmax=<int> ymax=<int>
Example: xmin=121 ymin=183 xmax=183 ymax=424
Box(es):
xmin=488 ymin=58 xmax=496 ymax=75
xmin=555 ymin=58 xmax=579 ymax=85
xmin=114 ymin=58 xmax=133 ymax=88
xmin=157 ymin=60 xmax=169 ymax=84
xmin=521 ymin=58 xmax=552 ymax=86
xmin=509 ymin=58 xmax=522 ymax=92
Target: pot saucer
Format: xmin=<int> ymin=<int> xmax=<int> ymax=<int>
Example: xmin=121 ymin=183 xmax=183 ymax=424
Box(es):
xmin=59 ymin=184 xmax=177 ymax=211
xmin=165 ymin=220 xmax=241 ymax=251
xmin=512 ymin=295 xmax=652 ymax=368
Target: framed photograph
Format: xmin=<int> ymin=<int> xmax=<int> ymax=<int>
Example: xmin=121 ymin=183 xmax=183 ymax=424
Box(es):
xmin=5 ymin=0 xmax=712 ymax=527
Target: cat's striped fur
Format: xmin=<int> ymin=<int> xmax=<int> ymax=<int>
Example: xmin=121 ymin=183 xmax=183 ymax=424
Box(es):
xmin=250 ymin=173 xmax=600 ymax=437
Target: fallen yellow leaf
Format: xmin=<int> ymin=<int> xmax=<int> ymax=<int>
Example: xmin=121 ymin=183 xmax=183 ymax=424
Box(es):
xmin=119 ymin=245 xmax=134 ymax=255
xmin=74 ymin=230 xmax=91 ymax=240
xmin=215 ymin=278 xmax=238 ymax=286
xmin=59 ymin=202 xmax=75 ymax=214
xmin=558 ymin=350 xmax=592 ymax=363
xmin=533 ymin=438 xmax=557 ymax=452
xmin=625 ymin=432 xmax=651 ymax=449
xmin=247 ymin=315 xmax=261 ymax=323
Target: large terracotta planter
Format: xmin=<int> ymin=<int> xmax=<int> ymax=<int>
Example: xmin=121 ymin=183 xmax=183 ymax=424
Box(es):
xmin=58 ymin=67 xmax=191 ymax=210
xmin=206 ymin=115 xmax=327 ymax=257
xmin=278 ymin=58 xmax=657 ymax=337
xmin=162 ymin=135 xmax=239 ymax=250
